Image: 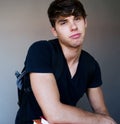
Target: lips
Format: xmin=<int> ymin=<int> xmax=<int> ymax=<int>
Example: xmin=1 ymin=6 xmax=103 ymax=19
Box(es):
xmin=69 ymin=33 xmax=81 ymax=39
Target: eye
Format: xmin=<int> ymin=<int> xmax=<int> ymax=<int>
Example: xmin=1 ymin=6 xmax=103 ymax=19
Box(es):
xmin=74 ymin=16 xmax=82 ymax=21
xmin=59 ymin=20 xmax=67 ymax=25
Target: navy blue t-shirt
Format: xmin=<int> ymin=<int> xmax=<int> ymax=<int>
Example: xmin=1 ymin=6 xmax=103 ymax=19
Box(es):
xmin=25 ymin=39 xmax=102 ymax=106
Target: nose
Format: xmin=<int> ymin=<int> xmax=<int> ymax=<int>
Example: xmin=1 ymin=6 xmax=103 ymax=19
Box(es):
xmin=70 ymin=21 xmax=78 ymax=31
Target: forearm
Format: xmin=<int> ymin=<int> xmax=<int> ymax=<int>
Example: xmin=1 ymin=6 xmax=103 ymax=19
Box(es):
xmin=30 ymin=74 xmax=117 ymax=124
xmin=45 ymin=103 xmax=117 ymax=124
xmin=87 ymin=87 xmax=110 ymax=116
xmin=86 ymin=87 xmax=117 ymax=124
xmin=92 ymin=103 xmax=109 ymax=116
xmin=44 ymin=103 xmax=104 ymax=124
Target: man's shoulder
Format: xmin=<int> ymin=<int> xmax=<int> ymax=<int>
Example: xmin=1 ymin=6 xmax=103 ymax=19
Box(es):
xmin=82 ymin=50 xmax=94 ymax=59
xmin=80 ymin=50 xmax=101 ymax=76
xmin=30 ymin=40 xmax=48 ymax=49
xmin=81 ymin=50 xmax=98 ymax=64
xmin=28 ymin=39 xmax=56 ymax=53
xmin=29 ymin=39 xmax=58 ymax=49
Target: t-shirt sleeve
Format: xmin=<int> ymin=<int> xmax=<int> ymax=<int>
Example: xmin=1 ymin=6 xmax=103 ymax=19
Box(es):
xmin=88 ymin=60 xmax=103 ymax=88
xmin=25 ymin=40 xmax=53 ymax=73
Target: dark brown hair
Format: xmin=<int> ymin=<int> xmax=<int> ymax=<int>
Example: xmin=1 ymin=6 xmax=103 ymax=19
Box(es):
xmin=47 ymin=0 xmax=87 ymax=27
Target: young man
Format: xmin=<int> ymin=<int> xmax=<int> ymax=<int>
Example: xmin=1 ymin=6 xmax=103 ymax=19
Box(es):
xmin=15 ymin=0 xmax=117 ymax=124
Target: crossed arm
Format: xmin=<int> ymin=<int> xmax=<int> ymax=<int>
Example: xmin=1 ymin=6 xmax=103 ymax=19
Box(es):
xmin=30 ymin=73 xmax=117 ymax=124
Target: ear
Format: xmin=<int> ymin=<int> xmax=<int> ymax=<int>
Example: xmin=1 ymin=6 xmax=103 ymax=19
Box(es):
xmin=84 ymin=18 xmax=87 ymax=28
xmin=51 ymin=27 xmax=57 ymax=37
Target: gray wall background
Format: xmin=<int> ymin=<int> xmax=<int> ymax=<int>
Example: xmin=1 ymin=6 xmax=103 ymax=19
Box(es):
xmin=0 ymin=0 xmax=120 ymax=123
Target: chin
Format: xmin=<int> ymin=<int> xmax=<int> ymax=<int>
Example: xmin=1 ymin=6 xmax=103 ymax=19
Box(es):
xmin=72 ymin=43 xmax=83 ymax=48
xmin=72 ymin=40 xmax=83 ymax=47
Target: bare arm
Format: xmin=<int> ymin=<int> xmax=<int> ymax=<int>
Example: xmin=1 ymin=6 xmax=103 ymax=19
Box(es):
xmin=87 ymin=87 xmax=109 ymax=115
xmin=87 ymin=87 xmax=117 ymax=123
xmin=30 ymin=73 xmax=117 ymax=124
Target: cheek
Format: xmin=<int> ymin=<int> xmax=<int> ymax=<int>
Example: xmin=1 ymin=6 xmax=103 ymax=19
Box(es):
xmin=57 ymin=27 xmax=68 ymax=36
xmin=79 ymin=25 xmax=86 ymax=34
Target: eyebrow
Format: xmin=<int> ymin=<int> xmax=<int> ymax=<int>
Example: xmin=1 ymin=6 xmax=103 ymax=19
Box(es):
xmin=58 ymin=19 xmax=67 ymax=23
xmin=56 ymin=17 xmax=68 ymax=24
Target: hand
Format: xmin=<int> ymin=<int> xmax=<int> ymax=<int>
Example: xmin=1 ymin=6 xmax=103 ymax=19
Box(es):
xmin=96 ymin=114 xmax=117 ymax=124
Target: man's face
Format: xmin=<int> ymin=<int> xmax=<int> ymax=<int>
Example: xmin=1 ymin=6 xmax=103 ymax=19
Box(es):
xmin=51 ymin=15 xmax=87 ymax=49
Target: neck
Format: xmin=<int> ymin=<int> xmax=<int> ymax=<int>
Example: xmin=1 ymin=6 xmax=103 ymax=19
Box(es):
xmin=60 ymin=43 xmax=82 ymax=65
xmin=59 ymin=42 xmax=82 ymax=78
